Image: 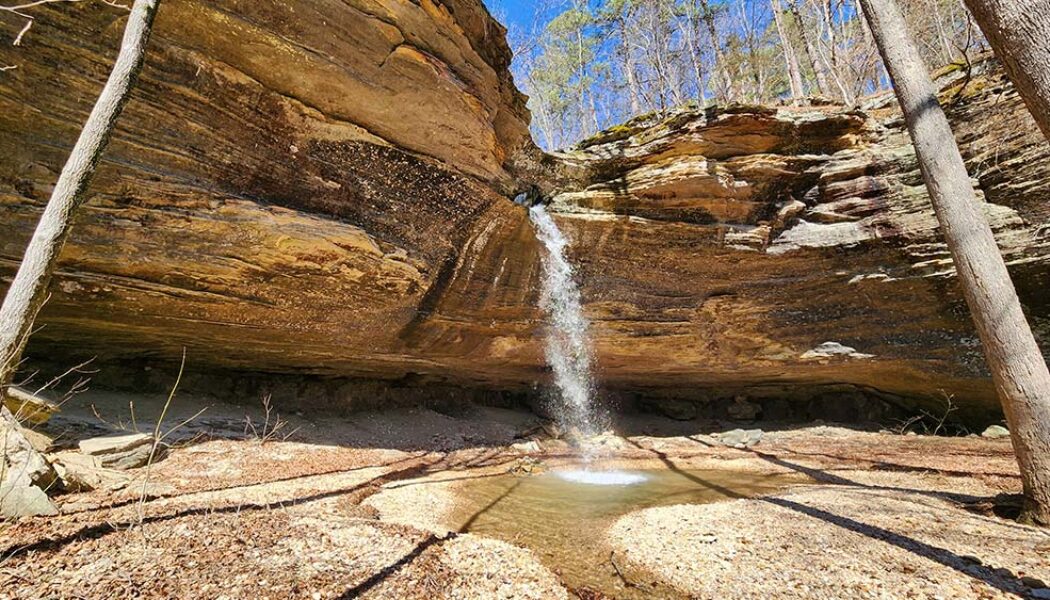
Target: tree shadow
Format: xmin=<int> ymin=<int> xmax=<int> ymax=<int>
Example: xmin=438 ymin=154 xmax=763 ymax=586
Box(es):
xmin=458 ymin=479 xmax=522 ymax=533
xmin=762 ymin=496 xmax=1030 ymax=598
xmin=744 ymin=448 xmax=997 ymax=505
xmin=333 ymin=532 xmax=457 ymax=599
xmin=779 ymin=448 xmax=1021 ymax=479
xmin=60 ymin=455 xmax=425 ymax=517
xmin=385 ymin=469 xmax=517 ymax=491
xmin=623 ymin=437 xmax=744 ymax=499
xmin=0 ymin=455 xmax=443 ymax=561
xmin=628 ymin=437 xmax=1037 ymax=597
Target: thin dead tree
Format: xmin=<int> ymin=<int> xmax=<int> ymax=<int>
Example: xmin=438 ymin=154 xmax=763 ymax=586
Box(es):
xmin=790 ymin=0 xmax=833 ymax=97
xmin=698 ymin=0 xmax=737 ymax=103
xmin=0 ymin=0 xmax=162 ymax=406
xmin=772 ymin=0 xmax=806 ymax=102
xmin=858 ymin=0 xmax=1050 ymax=526
xmin=959 ymin=0 xmax=1050 ymax=142
xmin=611 ymin=4 xmax=644 ymax=115
xmin=680 ymin=1 xmax=710 ymax=106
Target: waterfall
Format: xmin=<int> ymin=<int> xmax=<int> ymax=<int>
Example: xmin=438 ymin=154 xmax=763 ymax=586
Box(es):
xmin=528 ymin=204 xmax=600 ymax=438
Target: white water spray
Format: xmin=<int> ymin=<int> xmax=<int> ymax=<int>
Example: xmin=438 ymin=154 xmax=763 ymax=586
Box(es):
xmin=528 ymin=204 xmax=600 ymax=438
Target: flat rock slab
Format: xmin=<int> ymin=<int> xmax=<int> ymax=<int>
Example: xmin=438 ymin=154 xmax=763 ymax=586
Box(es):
xmin=3 ymin=387 xmax=59 ymax=425
xmin=79 ymin=432 xmax=152 ymax=455
xmin=51 ymin=451 xmax=131 ymax=492
xmin=78 ymin=433 xmax=154 ymax=470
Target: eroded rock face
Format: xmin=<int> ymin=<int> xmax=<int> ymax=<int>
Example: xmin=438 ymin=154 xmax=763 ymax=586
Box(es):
xmin=0 ymin=1 xmax=1046 ymax=426
xmin=548 ymin=60 xmax=1049 ymax=421
xmin=0 ymin=0 xmax=539 ymax=382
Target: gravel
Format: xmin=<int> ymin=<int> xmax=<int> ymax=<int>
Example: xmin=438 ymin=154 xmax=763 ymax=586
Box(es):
xmin=609 ymin=486 xmax=1050 ymax=599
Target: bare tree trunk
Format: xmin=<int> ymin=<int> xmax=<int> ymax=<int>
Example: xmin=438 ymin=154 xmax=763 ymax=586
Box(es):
xmin=573 ymin=29 xmax=594 ymax=136
xmin=683 ymin=14 xmax=709 ymax=105
xmin=0 ymin=0 xmax=162 ymax=401
xmin=928 ymin=0 xmax=956 ymax=64
xmin=617 ymin=17 xmax=643 ymax=115
xmin=960 ymin=0 xmax=1050 ymax=142
xmin=791 ymin=0 xmax=833 ymax=96
xmin=740 ymin=2 xmax=765 ymax=102
xmin=649 ymin=5 xmax=680 ymax=108
xmin=699 ymin=0 xmax=736 ymax=103
xmin=772 ymin=0 xmax=806 ymax=102
xmin=815 ymin=0 xmax=855 ymax=103
xmin=859 ymin=0 xmax=1050 ymax=526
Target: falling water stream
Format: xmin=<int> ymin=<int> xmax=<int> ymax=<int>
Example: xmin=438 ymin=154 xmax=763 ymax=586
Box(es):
xmin=449 ymin=201 xmax=814 ymax=597
xmin=528 ymin=203 xmax=601 ymax=439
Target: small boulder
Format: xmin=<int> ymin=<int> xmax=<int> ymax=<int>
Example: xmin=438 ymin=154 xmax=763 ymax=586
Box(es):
xmin=800 ymin=342 xmax=875 ymax=361
xmin=511 ymin=440 xmax=541 ymax=454
xmin=981 ymin=425 xmax=1010 ymax=440
xmin=78 ymin=432 xmax=156 ymax=470
xmin=589 ymin=431 xmax=630 ymax=450
xmin=51 ymin=451 xmax=131 ymax=492
xmin=654 ymin=399 xmax=697 ymax=421
xmin=0 ymin=483 xmax=57 ymax=518
xmin=714 ymin=428 xmax=764 ymax=449
xmin=1 ymin=406 xmax=58 ymax=489
xmin=20 ymin=427 xmax=54 ymax=454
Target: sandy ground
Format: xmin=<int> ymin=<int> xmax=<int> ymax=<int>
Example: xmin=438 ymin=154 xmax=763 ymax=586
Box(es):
xmin=1 ymin=389 xmax=1047 ymax=599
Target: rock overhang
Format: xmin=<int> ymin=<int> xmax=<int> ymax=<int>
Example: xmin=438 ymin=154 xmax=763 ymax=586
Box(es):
xmin=0 ymin=4 xmax=1046 ymax=425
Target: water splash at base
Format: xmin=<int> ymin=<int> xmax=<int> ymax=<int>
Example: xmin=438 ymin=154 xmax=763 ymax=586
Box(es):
xmin=553 ymin=469 xmax=649 ymax=486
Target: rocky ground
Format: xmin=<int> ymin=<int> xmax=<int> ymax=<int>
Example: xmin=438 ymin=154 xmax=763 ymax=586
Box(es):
xmin=1 ymin=390 xmax=1048 ymax=599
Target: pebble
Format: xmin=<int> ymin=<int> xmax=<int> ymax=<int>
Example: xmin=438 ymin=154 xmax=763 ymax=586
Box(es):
xmin=981 ymin=425 xmax=1010 ymax=439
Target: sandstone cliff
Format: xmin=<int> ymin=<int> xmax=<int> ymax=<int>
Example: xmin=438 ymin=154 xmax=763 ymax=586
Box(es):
xmin=1 ymin=3 xmax=1047 ymax=423
xmin=1 ymin=0 xmax=537 ymax=383
xmin=546 ymin=61 xmax=1049 ymax=422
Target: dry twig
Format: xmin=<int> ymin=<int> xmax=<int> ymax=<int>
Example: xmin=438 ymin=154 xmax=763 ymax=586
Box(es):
xmin=243 ymin=394 xmax=299 ymax=445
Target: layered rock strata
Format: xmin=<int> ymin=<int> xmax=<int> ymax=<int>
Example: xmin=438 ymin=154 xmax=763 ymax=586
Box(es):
xmin=0 ymin=1 xmax=1047 ymax=424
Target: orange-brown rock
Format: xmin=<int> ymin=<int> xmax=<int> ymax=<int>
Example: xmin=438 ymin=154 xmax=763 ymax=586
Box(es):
xmin=0 ymin=0 xmax=537 ymax=383
xmin=546 ymin=61 xmax=1049 ymax=422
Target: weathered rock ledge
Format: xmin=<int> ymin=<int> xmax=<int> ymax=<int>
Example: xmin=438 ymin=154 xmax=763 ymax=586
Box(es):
xmin=0 ymin=2 xmax=1047 ymax=424
xmin=543 ymin=59 xmax=1050 ymax=422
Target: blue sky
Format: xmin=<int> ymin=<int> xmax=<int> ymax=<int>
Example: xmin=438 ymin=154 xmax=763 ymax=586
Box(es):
xmin=482 ymin=0 xmax=533 ymax=32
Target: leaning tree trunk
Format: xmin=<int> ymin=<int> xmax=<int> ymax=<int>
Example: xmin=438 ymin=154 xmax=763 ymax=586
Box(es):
xmin=859 ymin=0 xmax=1050 ymax=526
xmin=0 ymin=0 xmax=162 ymax=402
xmin=960 ymin=0 xmax=1050 ymax=142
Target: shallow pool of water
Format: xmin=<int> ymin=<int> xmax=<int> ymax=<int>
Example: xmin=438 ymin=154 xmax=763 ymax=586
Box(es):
xmin=451 ymin=467 xmax=808 ymax=599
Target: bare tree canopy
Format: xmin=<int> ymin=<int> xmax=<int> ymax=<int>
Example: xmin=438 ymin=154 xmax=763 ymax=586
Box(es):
xmin=509 ymin=0 xmax=984 ymax=149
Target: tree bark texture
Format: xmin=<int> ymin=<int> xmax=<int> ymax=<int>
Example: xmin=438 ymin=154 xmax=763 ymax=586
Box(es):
xmin=859 ymin=0 xmax=1050 ymax=526
xmin=0 ymin=0 xmax=162 ymax=401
